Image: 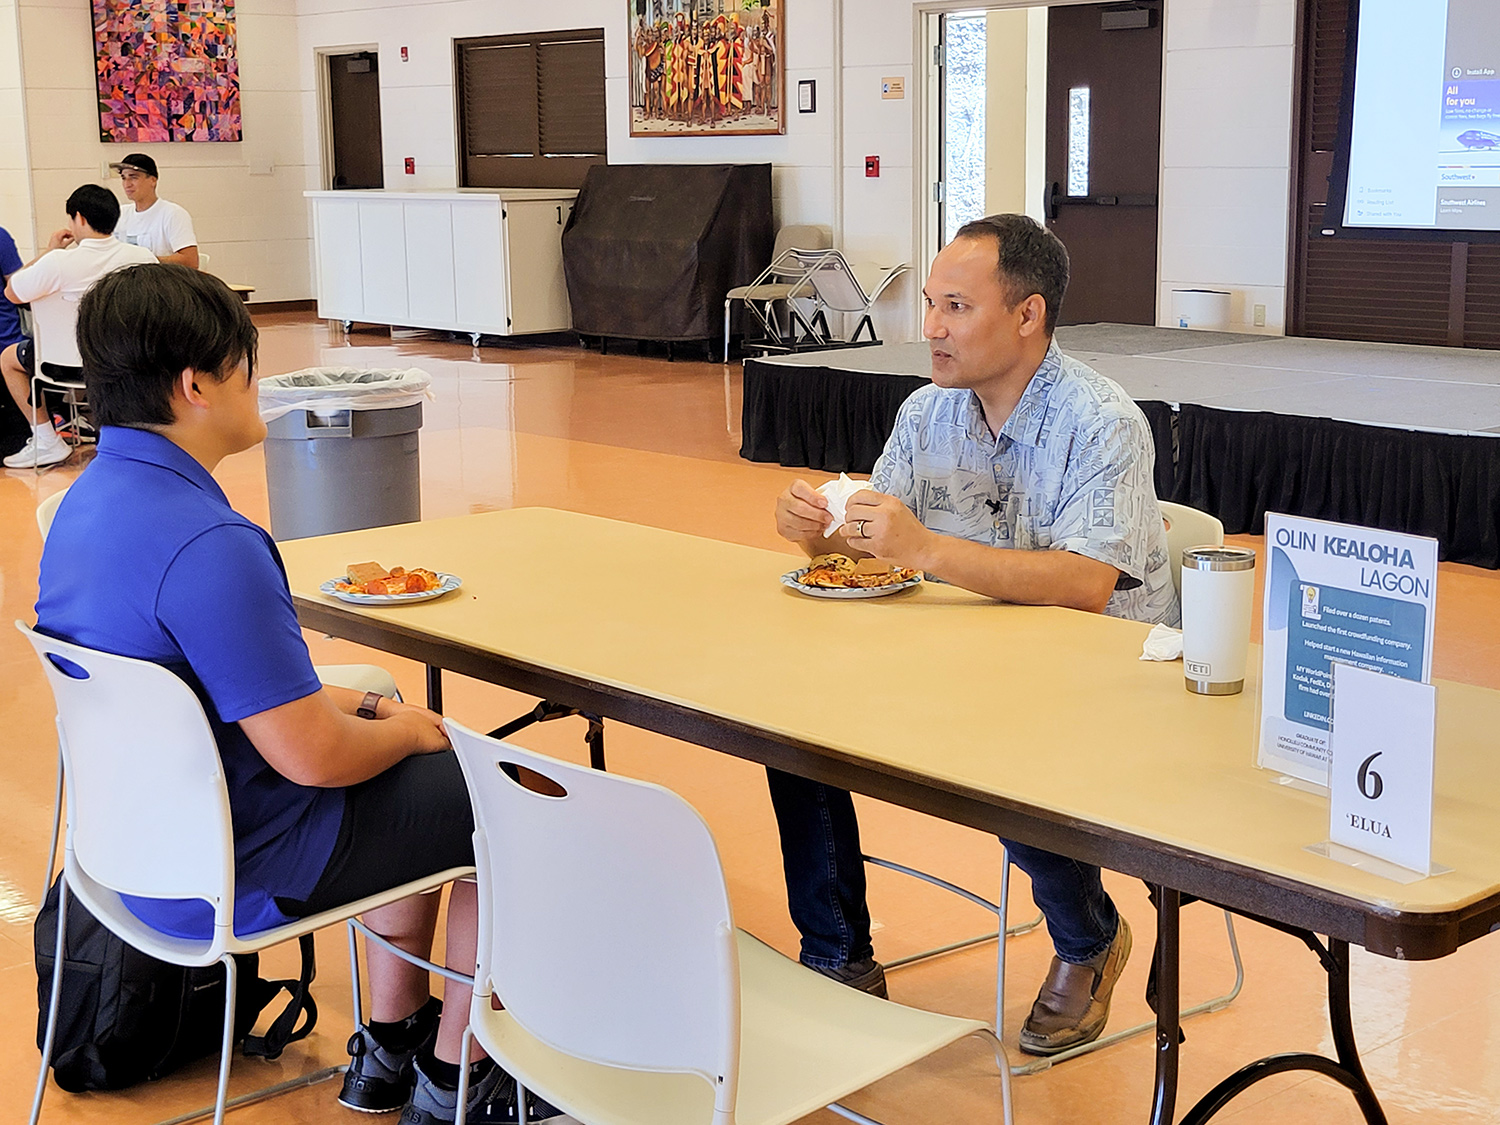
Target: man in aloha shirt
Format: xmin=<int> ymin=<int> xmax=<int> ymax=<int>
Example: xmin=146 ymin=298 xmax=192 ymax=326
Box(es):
xmin=771 ymin=213 xmax=1179 ymax=1056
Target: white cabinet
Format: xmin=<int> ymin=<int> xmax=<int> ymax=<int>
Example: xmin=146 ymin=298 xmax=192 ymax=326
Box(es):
xmin=306 ymin=189 xmax=577 ymax=339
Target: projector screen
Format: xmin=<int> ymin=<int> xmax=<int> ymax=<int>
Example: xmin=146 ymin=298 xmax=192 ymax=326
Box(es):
xmin=1339 ymin=0 xmax=1500 ymax=235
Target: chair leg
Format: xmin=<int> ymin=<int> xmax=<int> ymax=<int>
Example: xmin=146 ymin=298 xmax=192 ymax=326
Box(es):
xmin=996 ymin=849 xmax=1011 ymax=1038
xmin=455 ymin=1027 xmax=474 ymax=1125
xmin=975 ymin=1028 xmax=1017 ymax=1125
xmin=213 ymin=954 xmax=238 ymax=1125
xmin=42 ymin=748 xmax=62 ymax=902
xmin=827 ymin=1104 xmax=884 ymax=1125
xmin=30 ymin=873 xmax=68 ymax=1125
xmin=723 ymin=301 xmax=732 ymax=364
xmin=348 ymin=919 xmax=364 ymax=1028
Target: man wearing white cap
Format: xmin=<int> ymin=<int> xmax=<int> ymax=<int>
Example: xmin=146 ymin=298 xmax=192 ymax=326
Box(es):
xmin=111 ymin=153 xmax=200 ymax=270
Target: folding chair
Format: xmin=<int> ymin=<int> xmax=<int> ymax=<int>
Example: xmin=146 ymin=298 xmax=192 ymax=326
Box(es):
xmin=722 ymin=225 xmax=830 ymax=362
xmin=19 ymin=622 xmax=473 ymax=1125
xmin=446 ymin=720 xmax=1013 ymax=1125
xmin=788 ymin=250 xmax=909 ymax=348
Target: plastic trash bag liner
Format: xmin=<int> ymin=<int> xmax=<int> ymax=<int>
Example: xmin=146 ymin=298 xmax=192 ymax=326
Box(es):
xmin=259 ymin=367 xmax=432 ymax=423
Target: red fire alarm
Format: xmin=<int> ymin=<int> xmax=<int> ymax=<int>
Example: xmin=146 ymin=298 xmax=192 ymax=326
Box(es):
xmin=400 ymin=45 xmax=409 ymax=62
xmin=865 ymin=155 xmax=880 ymax=178
xmin=404 ymin=157 xmax=415 ymax=175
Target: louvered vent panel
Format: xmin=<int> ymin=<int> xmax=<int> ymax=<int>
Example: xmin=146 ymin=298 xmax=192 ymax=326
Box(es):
xmin=1302 ymin=236 xmax=1452 ymax=345
xmin=1464 ymin=246 xmax=1500 ymax=350
xmin=1309 ymin=0 xmax=1351 ymax=152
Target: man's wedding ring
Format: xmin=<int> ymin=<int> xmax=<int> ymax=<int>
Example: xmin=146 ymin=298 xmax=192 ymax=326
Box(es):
xmin=853 ymin=519 xmax=867 ymax=537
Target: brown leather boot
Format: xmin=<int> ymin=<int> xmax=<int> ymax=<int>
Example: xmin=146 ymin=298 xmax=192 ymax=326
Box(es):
xmin=1019 ymin=916 xmax=1132 ymax=1056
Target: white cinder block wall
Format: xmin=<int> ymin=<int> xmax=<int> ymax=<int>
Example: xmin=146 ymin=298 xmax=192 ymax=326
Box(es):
xmin=0 ymin=0 xmax=35 ymax=260
xmin=0 ymin=0 xmax=1300 ymax=334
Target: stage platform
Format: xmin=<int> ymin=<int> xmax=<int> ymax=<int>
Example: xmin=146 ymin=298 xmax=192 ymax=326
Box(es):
xmin=741 ymin=325 xmax=1500 ymax=567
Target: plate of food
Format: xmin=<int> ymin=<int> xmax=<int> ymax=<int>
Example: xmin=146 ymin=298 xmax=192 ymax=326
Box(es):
xmin=320 ymin=562 xmax=462 ymax=605
xmin=780 ymin=553 xmax=922 ymax=600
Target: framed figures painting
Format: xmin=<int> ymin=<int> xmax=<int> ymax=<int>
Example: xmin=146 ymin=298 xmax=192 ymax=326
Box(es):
xmin=92 ymin=0 xmax=243 ymax=142
xmin=629 ymin=0 xmax=784 ymax=137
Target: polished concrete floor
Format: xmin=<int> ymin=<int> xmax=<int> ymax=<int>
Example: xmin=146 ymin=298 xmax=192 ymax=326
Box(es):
xmin=2 ymin=315 xmax=1498 ymax=1125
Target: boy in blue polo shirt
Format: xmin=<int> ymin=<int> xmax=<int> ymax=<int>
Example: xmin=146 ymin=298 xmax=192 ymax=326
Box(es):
xmin=35 ymin=265 xmax=570 ymax=1124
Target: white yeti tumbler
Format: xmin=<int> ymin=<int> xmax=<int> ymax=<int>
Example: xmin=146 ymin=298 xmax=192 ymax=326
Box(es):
xmin=1180 ymin=546 xmax=1257 ymax=695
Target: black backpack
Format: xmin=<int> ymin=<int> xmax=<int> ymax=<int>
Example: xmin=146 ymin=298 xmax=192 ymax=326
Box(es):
xmin=33 ymin=876 xmax=319 ymax=1092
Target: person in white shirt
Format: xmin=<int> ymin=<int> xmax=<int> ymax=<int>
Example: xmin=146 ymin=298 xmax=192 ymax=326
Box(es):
xmin=111 ymin=153 xmax=200 ymax=270
xmin=1 ymin=184 xmax=156 ymax=468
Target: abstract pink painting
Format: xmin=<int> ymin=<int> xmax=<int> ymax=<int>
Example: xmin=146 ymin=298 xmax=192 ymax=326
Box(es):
xmin=92 ymin=0 xmax=242 ymax=142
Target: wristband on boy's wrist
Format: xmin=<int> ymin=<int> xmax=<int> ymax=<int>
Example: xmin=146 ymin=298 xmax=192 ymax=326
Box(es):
xmin=357 ymin=691 xmax=384 ymax=720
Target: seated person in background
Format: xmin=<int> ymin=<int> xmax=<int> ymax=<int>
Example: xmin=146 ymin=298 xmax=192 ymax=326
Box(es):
xmin=771 ymin=214 xmax=1180 ymax=1056
xmin=111 ymin=153 xmax=200 ymax=270
xmin=0 ymin=222 xmax=25 ymax=350
xmin=0 ymin=221 xmax=29 ymax=454
xmin=35 ymin=265 xmax=572 ymax=1125
xmin=1 ymin=184 xmax=155 ymax=469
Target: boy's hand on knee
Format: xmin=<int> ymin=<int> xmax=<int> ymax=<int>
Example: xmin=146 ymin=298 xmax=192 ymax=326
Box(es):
xmin=384 ymin=705 xmax=451 ymax=753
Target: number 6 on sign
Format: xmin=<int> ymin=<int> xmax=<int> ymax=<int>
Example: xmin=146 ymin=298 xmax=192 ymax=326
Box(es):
xmin=1328 ymin=663 xmax=1437 ymax=877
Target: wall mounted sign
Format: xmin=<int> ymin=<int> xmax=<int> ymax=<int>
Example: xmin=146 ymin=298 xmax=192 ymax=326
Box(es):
xmin=1257 ymin=513 xmax=1437 ymax=786
xmin=92 ymin=0 xmax=242 ymax=142
xmin=629 ymin=0 xmax=785 ymax=136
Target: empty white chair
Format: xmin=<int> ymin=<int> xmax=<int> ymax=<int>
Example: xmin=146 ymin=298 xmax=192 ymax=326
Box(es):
xmin=446 ymin=720 xmax=1010 ymax=1125
xmin=19 ymin=622 xmax=471 ymax=1125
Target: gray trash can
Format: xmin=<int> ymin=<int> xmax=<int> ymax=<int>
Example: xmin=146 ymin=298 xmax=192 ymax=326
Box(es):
xmin=260 ymin=367 xmax=431 ymax=540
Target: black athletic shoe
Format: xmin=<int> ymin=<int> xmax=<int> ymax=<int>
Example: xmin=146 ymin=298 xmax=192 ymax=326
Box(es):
xmin=399 ymin=1057 xmax=580 ymax=1125
xmin=340 ymin=999 xmax=442 ymax=1114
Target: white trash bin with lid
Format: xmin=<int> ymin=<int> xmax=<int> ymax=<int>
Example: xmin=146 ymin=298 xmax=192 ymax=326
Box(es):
xmin=259 ymin=367 xmax=431 ymax=541
xmin=1170 ymin=289 xmax=1232 ymax=331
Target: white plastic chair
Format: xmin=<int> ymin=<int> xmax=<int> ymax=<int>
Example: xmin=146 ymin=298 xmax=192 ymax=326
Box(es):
xmin=722 ymin=225 xmax=830 ymax=362
xmin=787 ymin=250 xmax=909 ymax=348
xmin=35 ymin=489 xmax=68 ymax=540
xmin=18 ymin=622 xmax=472 ymax=1125
xmin=446 ymin=720 xmax=1011 ymax=1125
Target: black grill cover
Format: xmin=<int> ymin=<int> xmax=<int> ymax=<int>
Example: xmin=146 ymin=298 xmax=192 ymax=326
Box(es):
xmin=562 ymin=163 xmax=773 ymax=342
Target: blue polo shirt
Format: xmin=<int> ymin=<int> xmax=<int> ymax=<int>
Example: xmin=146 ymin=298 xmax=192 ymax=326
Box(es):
xmin=35 ymin=426 xmax=343 ymax=939
xmin=0 ymin=226 xmax=25 ymax=348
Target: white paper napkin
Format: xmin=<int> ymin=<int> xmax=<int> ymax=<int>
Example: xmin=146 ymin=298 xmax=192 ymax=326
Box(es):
xmin=817 ymin=473 xmax=873 ymax=537
xmin=1139 ymin=623 xmax=1184 ymax=662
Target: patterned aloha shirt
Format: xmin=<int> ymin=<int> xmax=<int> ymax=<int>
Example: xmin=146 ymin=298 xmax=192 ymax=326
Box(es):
xmin=869 ymin=341 xmax=1181 ymax=626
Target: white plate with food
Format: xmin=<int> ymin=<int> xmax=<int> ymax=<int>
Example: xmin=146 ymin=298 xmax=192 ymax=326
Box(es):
xmin=780 ymin=554 xmax=922 ymax=600
xmin=320 ymin=562 xmax=462 ymax=605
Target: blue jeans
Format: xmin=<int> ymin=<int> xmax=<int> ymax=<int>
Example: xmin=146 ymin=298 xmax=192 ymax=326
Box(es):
xmin=766 ymin=769 xmax=1119 ymax=967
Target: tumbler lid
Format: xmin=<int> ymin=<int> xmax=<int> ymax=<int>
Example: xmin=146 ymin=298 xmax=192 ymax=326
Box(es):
xmin=1181 ymin=545 xmax=1256 ymax=572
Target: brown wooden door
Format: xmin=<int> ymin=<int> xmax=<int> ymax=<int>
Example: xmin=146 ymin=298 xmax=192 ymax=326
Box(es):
xmin=328 ymin=52 xmax=384 ymax=190
xmin=1044 ymin=2 xmax=1163 ymax=325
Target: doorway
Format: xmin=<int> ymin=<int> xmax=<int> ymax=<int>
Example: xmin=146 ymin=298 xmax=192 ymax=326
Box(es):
xmin=325 ymin=50 xmax=384 ymax=190
xmin=923 ymin=2 xmax=1164 ymax=326
xmin=1043 ymin=1 xmax=1162 ymax=324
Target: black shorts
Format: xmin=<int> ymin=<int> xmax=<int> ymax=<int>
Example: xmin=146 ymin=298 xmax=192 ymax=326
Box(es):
xmin=14 ymin=338 xmax=82 ymax=393
xmin=276 ymin=751 xmax=475 ymax=918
